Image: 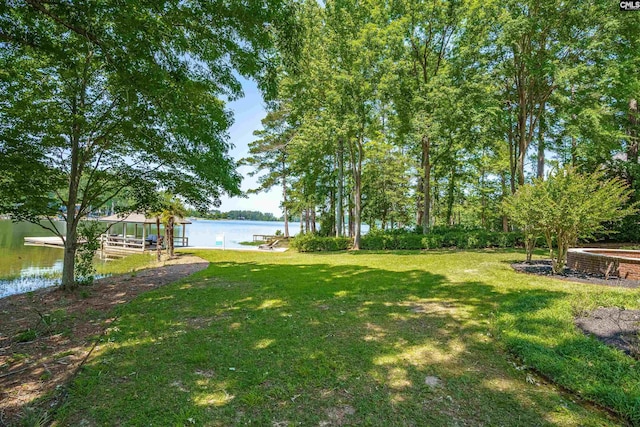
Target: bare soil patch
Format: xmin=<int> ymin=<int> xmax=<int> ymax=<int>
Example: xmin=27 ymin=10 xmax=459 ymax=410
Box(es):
xmin=511 ymin=260 xmax=640 ymax=358
xmin=575 ymin=307 xmax=640 ymax=358
xmin=511 ymin=259 xmax=640 ymax=289
xmin=0 ymin=254 xmax=208 ymax=425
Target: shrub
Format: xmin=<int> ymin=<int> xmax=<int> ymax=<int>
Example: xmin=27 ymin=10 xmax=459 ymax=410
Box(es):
xmin=505 ymin=167 xmax=636 ymax=273
xmin=396 ymin=234 xmax=423 ymax=250
xmin=76 ymin=220 xmax=103 ymax=285
xmin=292 ymin=228 xmax=525 ymax=252
xmin=291 ymin=234 xmax=352 ymax=252
xmin=360 ymin=232 xmax=384 ymax=250
xmin=422 ymin=234 xmax=443 ymax=249
xmin=359 ymin=229 xmax=523 ymax=251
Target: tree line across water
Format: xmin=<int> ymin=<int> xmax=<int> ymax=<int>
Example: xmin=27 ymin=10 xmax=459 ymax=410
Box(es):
xmin=190 ymin=210 xmax=283 ymax=222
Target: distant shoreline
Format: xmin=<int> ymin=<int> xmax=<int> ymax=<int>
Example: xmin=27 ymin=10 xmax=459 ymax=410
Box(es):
xmin=189 ymin=217 xmax=284 ymax=222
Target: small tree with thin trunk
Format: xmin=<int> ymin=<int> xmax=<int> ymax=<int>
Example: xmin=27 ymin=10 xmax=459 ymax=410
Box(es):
xmin=506 ymin=167 xmax=636 ymax=273
xmin=503 ymin=183 xmax=544 ymax=263
xmin=159 ymin=195 xmax=187 ymax=259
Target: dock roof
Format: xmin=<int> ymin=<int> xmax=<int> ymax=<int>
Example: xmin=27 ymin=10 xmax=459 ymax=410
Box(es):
xmin=97 ymin=213 xmax=192 ymax=225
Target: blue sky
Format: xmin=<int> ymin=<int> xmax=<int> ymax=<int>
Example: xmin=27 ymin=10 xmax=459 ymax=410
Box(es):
xmin=217 ymin=77 xmax=282 ymax=216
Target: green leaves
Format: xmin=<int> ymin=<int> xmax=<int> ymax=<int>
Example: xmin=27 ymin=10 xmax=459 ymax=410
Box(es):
xmin=505 ymin=167 xmax=637 ymax=272
xmin=0 ymin=0 xmax=298 ymax=286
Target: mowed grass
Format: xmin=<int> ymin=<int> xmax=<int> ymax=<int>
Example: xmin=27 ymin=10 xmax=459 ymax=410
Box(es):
xmin=56 ymin=249 xmax=640 ymax=426
xmin=95 ymin=253 xmax=159 ymax=276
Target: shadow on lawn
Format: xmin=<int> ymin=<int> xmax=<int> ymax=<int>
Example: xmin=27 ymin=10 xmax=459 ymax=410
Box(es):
xmin=53 ymin=256 xmax=624 ymax=426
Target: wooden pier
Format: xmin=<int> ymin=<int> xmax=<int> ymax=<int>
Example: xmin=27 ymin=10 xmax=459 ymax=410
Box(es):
xmin=24 ymin=236 xmax=67 ymax=248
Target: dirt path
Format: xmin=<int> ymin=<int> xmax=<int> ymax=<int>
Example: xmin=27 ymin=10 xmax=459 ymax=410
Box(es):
xmin=0 ymin=254 xmax=209 ymax=425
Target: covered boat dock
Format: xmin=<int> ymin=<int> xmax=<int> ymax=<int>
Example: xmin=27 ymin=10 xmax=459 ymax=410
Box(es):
xmin=97 ymin=213 xmax=191 ymax=257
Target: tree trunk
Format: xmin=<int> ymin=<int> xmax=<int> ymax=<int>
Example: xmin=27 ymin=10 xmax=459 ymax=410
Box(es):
xmin=310 ymin=209 xmax=316 ymax=233
xmin=537 ymin=104 xmax=545 ymax=179
xmin=167 ymin=217 xmax=175 ymax=258
xmin=525 ymin=240 xmax=534 ymax=263
xmin=508 ymin=131 xmax=517 ymax=194
xmin=629 ymin=98 xmax=638 ymax=163
xmin=421 ymin=135 xmax=431 ymax=234
xmin=500 ymin=172 xmax=509 ymax=232
xmin=570 ymin=86 xmax=577 ymax=166
xmin=432 ymin=181 xmax=439 ymax=228
xmin=416 ymin=175 xmax=424 ymax=227
xmin=329 ymin=183 xmax=336 ymax=236
xmin=552 ymin=239 xmax=569 ymax=275
xmin=353 ymin=185 xmax=361 ymax=249
xmin=336 ymin=137 xmax=344 ymax=237
xmin=156 ymin=217 xmax=161 ymax=262
xmin=282 ymin=168 xmax=289 ymax=238
xmin=524 ymin=226 xmax=536 ymax=263
xmin=480 ymin=168 xmax=486 ymax=229
xmin=517 ymin=103 xmax=527 ymax=186
xmin=61 ymin=97 xmax=83 ymax=290
xmin=348 ymin=193 xmax=354 ymax=238
xmin=446 ymin=167 xmax=455 ymax=226
xmin=305 ymin=208 xmax=310 ymax=233
xmin=348 ymin=134 xmax=364 ymax=249
xmin=544 ymin=232 xmax=560 ymax=273
xmin=61 ymin=222 xmax=77 ymax=289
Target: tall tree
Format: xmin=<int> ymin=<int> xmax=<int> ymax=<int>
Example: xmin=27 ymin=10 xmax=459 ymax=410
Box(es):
xmin=392 ymin=0 xmax=463 ymax=233
xmin=0 ymin=0 xmax=296 ymax=288
xmin=244 ymin=107 xmax=294 ymax=238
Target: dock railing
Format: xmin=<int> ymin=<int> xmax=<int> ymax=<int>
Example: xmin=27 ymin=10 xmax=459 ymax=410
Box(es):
xmin=100 ymin=235 xmax=145 ymax=252
xmin=100 ymin=234 xmax=189 ymax=258
xmin=174 ymin=236 xmax=189 ymax=247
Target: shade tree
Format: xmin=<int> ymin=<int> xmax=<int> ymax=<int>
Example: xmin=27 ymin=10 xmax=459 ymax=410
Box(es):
xmin=0 ymin=0 xmax=297 ymax=288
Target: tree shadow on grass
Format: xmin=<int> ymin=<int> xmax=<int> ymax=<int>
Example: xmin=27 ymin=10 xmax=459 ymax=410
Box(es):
xmin=423 ymin=278 xmax=640 ymax=425
xmin=53 ymin=256 xmax=625 ymax=426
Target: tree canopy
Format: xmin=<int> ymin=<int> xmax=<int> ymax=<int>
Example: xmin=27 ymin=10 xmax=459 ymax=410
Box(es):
xmin=0 ymin=0 xmax=298 ymax=287
xmin=244 ymin=0 xmax=640 ymax=248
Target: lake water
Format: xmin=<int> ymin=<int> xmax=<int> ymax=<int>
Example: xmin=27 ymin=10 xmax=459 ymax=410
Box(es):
xmin=0 ymin=219 xmax=301 ymax=297
xmin=187 ymin=219 xmax=300 ymax=248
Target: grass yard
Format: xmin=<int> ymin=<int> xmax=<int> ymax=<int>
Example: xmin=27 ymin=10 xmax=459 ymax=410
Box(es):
xmin=55 ymin=249 xmax=640 ymax=426
xmin=95 ymin=253 xmax=159 ymax=276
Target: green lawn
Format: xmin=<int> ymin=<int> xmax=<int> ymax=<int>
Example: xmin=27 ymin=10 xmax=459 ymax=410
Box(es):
xmin=95 ymin=253 xmax=159 ymax=276
xmin=56 ymin=249 xmax=639 ymax=426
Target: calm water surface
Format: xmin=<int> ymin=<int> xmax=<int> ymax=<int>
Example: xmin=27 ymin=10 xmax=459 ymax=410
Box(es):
xmin=187 ymin=219 xmax=300 ymax=248
xmin=0 ymin=219 xmax=301 ymax=297
xmin=0 ymin=220 xmax=66 ymax=297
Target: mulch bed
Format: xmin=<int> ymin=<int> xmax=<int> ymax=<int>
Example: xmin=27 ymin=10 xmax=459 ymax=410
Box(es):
xmin=0 ymin=254 xmax=209 ymax=425
xmin=511 ymin=260 xmax=640 ymax=289
xmin=512 ymin=259 xmax=640 ymax=358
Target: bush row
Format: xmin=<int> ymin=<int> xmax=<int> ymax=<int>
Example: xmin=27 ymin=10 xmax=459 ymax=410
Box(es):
xmin=290 ymin=233 xmax=352 ymax=252
xmin=361 ymin=230 xmax=524 ymax=250
xmin=291 ymin=230 xmax=524 ymax=252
